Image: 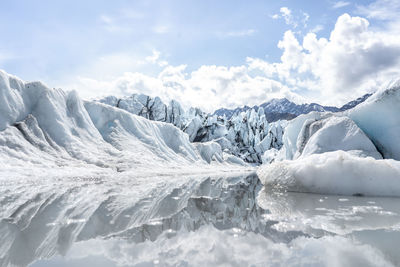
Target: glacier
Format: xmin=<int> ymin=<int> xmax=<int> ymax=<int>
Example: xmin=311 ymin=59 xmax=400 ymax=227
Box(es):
xmin=99 ymin=93 xmax=286 ymax=164
xmin=258 ymin=151 xmax=400 ymax=196
xmin=258 ymin=79 xmax=400 ymax=197
xmin=1 ymin=69 xmax=400 ymax=266
xmin=348 ymin=80 xmax=400 ymax=160
xmin=0 ymin=70 xmax=251 ymax=178
xmin=97 ymin=84 xmax=371 ymax=165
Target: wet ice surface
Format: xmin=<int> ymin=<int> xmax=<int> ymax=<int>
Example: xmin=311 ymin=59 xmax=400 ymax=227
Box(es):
xmin=1 ymin=173 xmax=400 ymax=267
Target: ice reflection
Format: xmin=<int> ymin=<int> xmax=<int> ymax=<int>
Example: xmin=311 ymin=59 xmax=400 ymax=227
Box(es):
xmin=0 ymin=173 xmax=279 ymax=267
xmin=257 ymin=187 xmax=400 ymax=265
xmin=75 ymin=174 xmax=304 ymax=244
xmin=1 ymin=173 xmax=400 ymax=266
xmin=257 ymin=187 xmax=400 ymax=236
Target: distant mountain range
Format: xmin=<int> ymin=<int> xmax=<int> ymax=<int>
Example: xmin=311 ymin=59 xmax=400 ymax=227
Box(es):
xmin=213 ymin=93 xmax=372 ymax=121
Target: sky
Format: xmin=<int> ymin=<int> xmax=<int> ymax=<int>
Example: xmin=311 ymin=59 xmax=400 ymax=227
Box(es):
xmin=1 ymin=0 xmax=400 ymax=112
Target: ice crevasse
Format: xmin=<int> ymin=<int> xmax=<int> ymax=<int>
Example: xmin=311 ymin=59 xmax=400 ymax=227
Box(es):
xmin=258 ymin=79 xmax=400 ymax=197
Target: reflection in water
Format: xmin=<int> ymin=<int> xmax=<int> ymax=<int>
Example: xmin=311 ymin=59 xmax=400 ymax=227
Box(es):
xmin=258 ymin=187 xmax=400 ymax=266
xmin=88 ymin=174 xmax=305 ymax=245
xmin=1 ymin=173 xmax=400 ymax=266
xmin=258 ymin=188 xmax=400 ymax=236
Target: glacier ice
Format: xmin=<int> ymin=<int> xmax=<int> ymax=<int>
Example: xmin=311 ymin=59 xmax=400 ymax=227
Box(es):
xmin=277 ymin=78 xmax=400 ymax=162
xmin=297 ymin=116 xmax=382 ymax=159
xmin=0 ymin=70 xmax=249 ymax=175
xmin=193 ymin=141 xmax=224 ymax=164
xmin=257 ymin=79 xmax=400 ymax=197
xmin=261 ymin=148 xmax=279 ymax=164
xmin=258 ymin=150 xmax=400 ymax=197
xmin=279 ymin=111 xmax=326 ymax=160
xmin=1 ymin=69 xmax=400 ymax=266
xmin=348 ymin=79 xmax=400 ymax=160
xmin=99 ymin=93 xmax=286 ymax=164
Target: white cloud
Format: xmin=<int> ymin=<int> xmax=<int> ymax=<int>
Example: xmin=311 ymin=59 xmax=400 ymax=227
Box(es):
xmin=332 ymin=1 xmax=350 ymax=9
xmin=71 ymin=63 xmax=301 ymax=112
xmin=311 ymin=25 xmax=324 ymax=33
xmin=144 ymin=49 xmax=168 ymax=67
xmin=272 ymin=7 xmax=309 ymax=29
xmin=356 ymin=0 xmax=400 ymax=20
xmin=280 ymin=7 xmax=292 ymax=21
xmin=280 ymin=7 xmax=297 ymax=28
xmin=251 ymin=13 xmax=400 ymax=105
xmin=70 ymin=7 xmax=400 ymax=111
xmin=145 ymin=50 xmax=160 ymax=64
xmin=302 ymin=12 xmax=310 ymax=28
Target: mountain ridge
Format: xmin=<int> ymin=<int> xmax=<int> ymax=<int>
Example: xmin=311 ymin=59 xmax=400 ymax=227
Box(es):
xmin=213 ymin=93 xmax=372 ymax=121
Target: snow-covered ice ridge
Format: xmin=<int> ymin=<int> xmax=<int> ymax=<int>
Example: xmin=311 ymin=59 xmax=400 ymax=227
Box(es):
xmin=0 ymin=70 xmax=253 ymax=178
xmin=258 ymin=79 xmax=400 ymax=197
xmin=99 ymin=94 xmax=286 ymax=163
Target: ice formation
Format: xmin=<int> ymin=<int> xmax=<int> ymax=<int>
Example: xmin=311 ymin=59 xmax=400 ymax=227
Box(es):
xmin=258 ymin=79 xmax=400 ymax=197
xmin=296 ymin=115 xmax=382 ymax=160
xmin=258 ymin=151 xmax=400 ymax=197
xmin=97 ymin=87 xmax=371 ymax=165
xmin=348 ymin=80 xmax=400 ymax=160
xmin=0 ymin=70 xmax=249 ymax=177
xmin=1 ymin=69 xmax=400 ymax=265
xmin=99 ymin=94 xmax=286 ymax=163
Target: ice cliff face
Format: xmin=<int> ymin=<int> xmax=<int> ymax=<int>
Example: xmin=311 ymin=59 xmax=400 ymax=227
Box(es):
xmin=99 ymin=94 xmax=286 ymax=163
xmin=0 ymin=70 xmax=249 ymax=176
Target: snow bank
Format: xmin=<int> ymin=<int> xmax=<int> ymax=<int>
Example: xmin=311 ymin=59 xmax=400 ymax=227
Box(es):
xmin=258 ymin=151 xmax=400 ymax=197
xmin=349 ymin=79 xmax=400 ymax=160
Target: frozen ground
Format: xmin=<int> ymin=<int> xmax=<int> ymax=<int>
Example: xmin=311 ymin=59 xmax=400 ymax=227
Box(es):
xmin=0 ymin=172 xmax=399 ymax=267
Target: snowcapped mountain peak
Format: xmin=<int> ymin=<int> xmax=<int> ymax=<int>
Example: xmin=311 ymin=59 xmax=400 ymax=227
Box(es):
xmin=214 ymin=95 xmax=371 ymax=121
